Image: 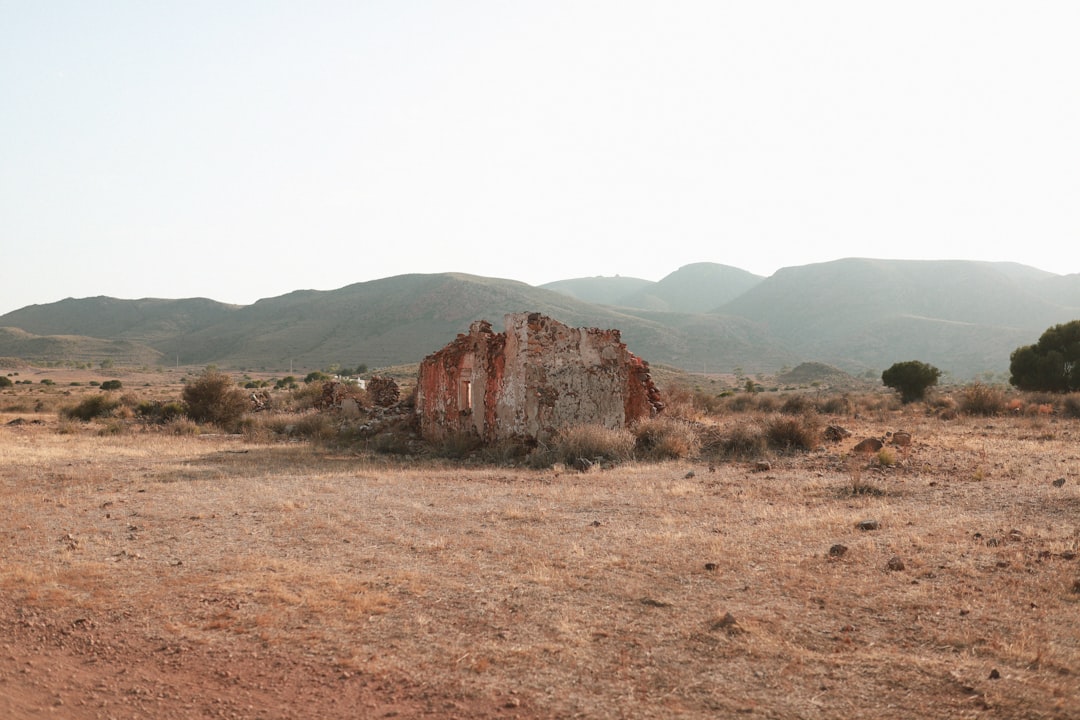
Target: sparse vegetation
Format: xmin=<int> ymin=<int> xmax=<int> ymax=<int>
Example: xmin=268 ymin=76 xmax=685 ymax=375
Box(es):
xmin=2 ymin=399 xmax=1077 ymax=718
xmin=958 ymin=382 xmax=1008 ymax=416
xmin=631 ymin=416 xmax=701 ymax=460
xmin=1 ymin=364 xmax=1079 ymax=718
xmin=764 ymin=412 xmax=821 ymax=451
xmin=882 ymin=360 xmax=942 ymax=403
xmin=181 ymin=368 xmax=250 ymax=429
xmin=547 ymin=423 xmax=636 ymax=467
xmin=60 ymin=393 xmax=121 ymax=421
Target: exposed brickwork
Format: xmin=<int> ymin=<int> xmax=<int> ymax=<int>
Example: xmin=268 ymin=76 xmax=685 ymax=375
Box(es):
xmin=416 ymin=313 xmax=662 ymax=444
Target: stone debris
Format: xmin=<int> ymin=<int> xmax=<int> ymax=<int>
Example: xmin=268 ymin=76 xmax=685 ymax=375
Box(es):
xmin=823 ymin=425 xmax=851 ymax=442
xmin=890 ymin=431 xmax=912 ymax=446
xmin=852 ymin=437 xmax=884 ymax=453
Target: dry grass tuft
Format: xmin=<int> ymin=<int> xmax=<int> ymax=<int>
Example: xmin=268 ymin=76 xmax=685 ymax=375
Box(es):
xmin=631 ymin=416 xmax=701 ymax=460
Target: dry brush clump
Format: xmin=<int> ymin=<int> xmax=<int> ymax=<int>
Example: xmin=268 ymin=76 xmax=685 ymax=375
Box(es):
xmin=1062 ymin=393 xmax=1080 ymax=419
xmin=630 ymin=416 xmax=701 ymax=460
xmin=763 ymin=412 xmax=822 ymax=452
xmin=546 ymin=423 xmax=636 ymax=467
xmin=182 ymin=369 xmax=250 ymax=430
xmin=958 ymin=382 xmax=1009 ymax=416
xmin=60 ymin=393 xmax=121 ymax=421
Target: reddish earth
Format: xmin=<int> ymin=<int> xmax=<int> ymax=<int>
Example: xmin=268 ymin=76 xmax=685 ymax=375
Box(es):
xmin=0 ymin=605 xmax=530 ymax=719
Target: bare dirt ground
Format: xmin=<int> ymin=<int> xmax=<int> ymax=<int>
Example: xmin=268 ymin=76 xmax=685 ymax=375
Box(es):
xmin=2 ymin=390 xmax=1079 ymax=718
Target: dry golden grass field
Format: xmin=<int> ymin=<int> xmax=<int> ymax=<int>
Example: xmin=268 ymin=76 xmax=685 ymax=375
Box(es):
xmin=1 ymin=366 xmax=1079 ymax=719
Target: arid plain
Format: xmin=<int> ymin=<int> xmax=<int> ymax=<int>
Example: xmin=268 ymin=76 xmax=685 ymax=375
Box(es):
xmin=1 ymin=366 xmax=1078 ymax=719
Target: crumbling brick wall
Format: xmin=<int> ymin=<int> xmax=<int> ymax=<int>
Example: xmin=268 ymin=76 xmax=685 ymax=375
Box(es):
xmin=416 ymin=313 xmax=662 ymax=444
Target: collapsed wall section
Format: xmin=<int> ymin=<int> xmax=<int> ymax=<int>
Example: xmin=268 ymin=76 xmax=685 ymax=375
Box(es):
xmin=416 ymin=313 xmax=662 ymax=444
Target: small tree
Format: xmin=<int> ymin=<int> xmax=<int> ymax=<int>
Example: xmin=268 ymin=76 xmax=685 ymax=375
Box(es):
xmin=1009 ymin=320 xmax=1080 ymax=392
xmin=882 ymin=360 xmax=941 ymax=403
xmin=182 ymin=369 xmax=249 ymax=429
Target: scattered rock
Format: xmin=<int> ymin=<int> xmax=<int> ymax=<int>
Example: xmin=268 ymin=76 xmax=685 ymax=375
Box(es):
xmin=590 ymin=520 xmax=601 ymax=527
xmin=640 ymin=597 xmax=672 ymax=608
xmin=886 ymin=556 xmax=905 ymax=572
xmin=710 ymin=612 xmax=743 ymax=635
xmin=824 ymin=425 xmax=851 ymax=442
xmin=857 ymin=519 xmax=880 ymax=531
xmin=891 ymin=431 xmax=912 ymax=446
xmin=753 ymin=461 xmax=771 ymax=473
xmin=828 ymin=544 xmax=848 ymax=558
xmin=684 ymin=471 xmax=696 ymax=479
xmin=573 ymin=457 xmax=594 ymax=473
xmin=852 ymin=438 xmax=884 ymax=453
xmin=1053 ymin=477 xmax=1066 ymax=488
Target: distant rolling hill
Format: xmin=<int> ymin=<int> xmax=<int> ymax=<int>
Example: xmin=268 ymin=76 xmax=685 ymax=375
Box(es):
xmin=718 ymin=258 xmax=1080 ymax=377
xmin=169 ymin=273 xmax=791 ymax=372
xmin=537 ymin=275 xmax=654 ymax=306
xmin=3 ymin=259 xmax=1080 ymax=379
xmin=542 ymin=262 xmax=764 ymax=312
xmin=0 ymin=327 xmax=163 ymax=366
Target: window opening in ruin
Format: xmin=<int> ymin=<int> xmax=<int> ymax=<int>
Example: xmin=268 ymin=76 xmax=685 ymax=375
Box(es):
xmin=460 ymin=379 xmax=473 ymax=411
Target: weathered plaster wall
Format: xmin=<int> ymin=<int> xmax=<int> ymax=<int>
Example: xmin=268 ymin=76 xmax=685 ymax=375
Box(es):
xmin=416 ymin=313 xmax=662 ymax=444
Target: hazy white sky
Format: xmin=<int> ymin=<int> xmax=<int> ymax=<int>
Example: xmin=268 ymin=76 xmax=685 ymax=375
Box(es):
xmin=2 ymin=1 xmax=1079 ymax=315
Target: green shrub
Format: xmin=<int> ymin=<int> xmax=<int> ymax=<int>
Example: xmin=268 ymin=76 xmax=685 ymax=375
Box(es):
xmin=0 ymin=376 xmax=11 ymax=388
xmin=632 ymin=417 xmax=701 ymax=460
xmin=182 ymin=369 xmax=250 ymax=429
xmin=882 ymin=360 xmax=941 ymax=403
xmin=61 ymin=394 xmax=121 ymax=421
xmin=1062 ymin=393 xmax=1080 ymax=419
xmin=100 ymin=379 xmax=123 ymax=391
xmin=136 ymin=400 xmax=186 ymax=423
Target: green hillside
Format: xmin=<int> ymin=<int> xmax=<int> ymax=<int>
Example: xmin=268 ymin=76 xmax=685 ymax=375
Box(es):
xmin=3 ymin=259 xmax=1080 ymax=379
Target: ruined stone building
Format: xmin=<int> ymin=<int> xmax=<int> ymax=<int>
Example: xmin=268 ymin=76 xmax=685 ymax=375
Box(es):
xmin=416 ymin=312 xmax=663 ymax=444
